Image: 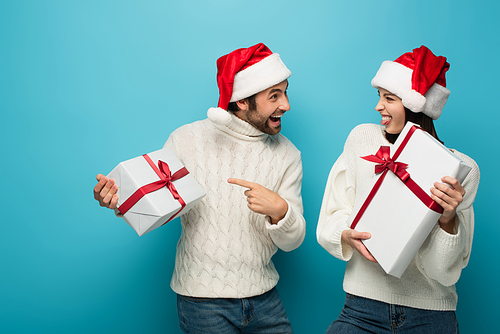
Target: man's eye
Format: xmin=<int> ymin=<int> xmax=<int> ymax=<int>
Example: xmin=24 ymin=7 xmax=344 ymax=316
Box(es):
xmin=271 ymin=94 xmax=277 ymax=99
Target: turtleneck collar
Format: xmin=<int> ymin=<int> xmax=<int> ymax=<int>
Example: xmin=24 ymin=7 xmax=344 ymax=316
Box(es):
xmin=384 ymin=131 xmax=400 ymax=144
xmin=212 ymin=112 xmax=268 ymax=140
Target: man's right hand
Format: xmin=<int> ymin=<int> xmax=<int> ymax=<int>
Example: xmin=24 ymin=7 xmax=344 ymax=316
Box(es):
xmin=94 ymin=174 xmax=119 ymax=209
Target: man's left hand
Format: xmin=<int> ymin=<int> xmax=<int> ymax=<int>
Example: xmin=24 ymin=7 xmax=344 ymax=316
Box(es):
xmin=228 ymin=178 xmax=288 ymax=224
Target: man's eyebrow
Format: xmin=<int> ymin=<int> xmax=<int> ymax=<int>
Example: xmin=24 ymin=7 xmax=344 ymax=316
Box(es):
xmin=268 ymin=88 xmax=283 ymax=95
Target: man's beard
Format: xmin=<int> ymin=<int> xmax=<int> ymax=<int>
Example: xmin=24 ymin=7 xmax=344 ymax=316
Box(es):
xmin=245 ymin=108 xmax=281 ymax=135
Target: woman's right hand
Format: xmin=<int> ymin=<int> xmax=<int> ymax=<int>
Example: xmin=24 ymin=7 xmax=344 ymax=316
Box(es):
xmin=94 ymin=174 xmax=119 ymax=209
xmin=341 ymin=229 xmax=377 ymax=263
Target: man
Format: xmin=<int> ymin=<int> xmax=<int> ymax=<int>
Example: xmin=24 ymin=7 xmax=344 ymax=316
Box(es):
xmin=94 ymin=43 xmax=305 ymax=333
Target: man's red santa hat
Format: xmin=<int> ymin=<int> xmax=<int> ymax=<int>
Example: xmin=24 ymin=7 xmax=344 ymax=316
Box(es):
xmin=371 ymin=45 xmax=450 ymax=120
xmin=207 ymin=43 xmax=291 ymax=125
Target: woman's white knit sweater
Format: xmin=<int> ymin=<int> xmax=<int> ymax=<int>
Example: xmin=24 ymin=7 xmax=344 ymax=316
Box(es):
xmin=165 ymin=113 xmax=306 ymax=298
xmin=317 ymin=124 xmax=480 ymax=311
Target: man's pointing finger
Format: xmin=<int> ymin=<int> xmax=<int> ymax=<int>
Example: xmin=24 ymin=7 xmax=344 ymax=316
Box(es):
xmin=228 ymin=178 xmax=255 ymax=189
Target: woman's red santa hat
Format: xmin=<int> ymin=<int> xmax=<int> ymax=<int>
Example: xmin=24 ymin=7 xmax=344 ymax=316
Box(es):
xmin=207 ymin=43 xmax=291 ymax=125
xmin=371 ymin=45 xmax=450 ymax=120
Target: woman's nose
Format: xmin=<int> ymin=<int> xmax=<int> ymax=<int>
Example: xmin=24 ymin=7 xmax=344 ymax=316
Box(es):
xmin=375 ymin=98 xmax=384 ymax=112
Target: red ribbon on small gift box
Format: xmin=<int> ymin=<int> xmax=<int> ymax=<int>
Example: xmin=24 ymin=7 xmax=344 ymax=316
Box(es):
xmin=350 ymin=125 xmax=443 ymax=229
xmin=117 ymin=154 xmax=189 ymax=225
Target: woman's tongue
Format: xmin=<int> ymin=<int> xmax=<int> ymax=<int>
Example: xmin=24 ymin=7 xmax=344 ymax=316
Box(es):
xmin=381 ymin=116 xmax=391 ymax=126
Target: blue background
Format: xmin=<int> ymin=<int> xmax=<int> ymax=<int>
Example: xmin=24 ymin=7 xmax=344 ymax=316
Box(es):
xmin=1 ymin=0 xmax=498 ymax=333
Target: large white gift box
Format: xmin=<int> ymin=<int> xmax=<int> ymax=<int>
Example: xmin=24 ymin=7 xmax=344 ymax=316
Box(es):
xmin=107 ymin=148 xmax=206 ymax=236
xmin=346 ymin=122 xmax=471 ymax=278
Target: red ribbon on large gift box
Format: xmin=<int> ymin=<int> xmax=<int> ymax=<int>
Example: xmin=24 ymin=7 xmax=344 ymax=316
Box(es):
xmin=350 ymin=125 xmax=443 ymax=229
xmin=117 ymin=154 xmax=189 ymax=225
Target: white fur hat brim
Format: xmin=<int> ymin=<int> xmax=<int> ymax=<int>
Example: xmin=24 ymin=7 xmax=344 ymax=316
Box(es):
xmin=371 ymin=60 xmax=450 ymax=120
xmin=230 ymin=53 xmax=291 ymax=102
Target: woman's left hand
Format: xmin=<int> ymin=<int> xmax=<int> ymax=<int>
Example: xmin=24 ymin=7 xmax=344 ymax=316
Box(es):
xmin=430 ymin=176 xmax=465 ymax=234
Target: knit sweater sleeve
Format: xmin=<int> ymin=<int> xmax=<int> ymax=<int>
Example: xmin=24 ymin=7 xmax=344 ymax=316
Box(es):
xmin=416 ymin=152 xmax=480 ymax=286
xmin=266 ymin=149 xmax=306 ymax=252
xmin=163 ymin=125 xmax=193 ymax=161
xmin=317 ymin=133 xmax=358 ymax=261
xmin=163 ymin=128 xmax=181 ymax=156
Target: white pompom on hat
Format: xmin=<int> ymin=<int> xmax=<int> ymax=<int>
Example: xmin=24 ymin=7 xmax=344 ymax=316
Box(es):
xmin=371 ymin=45 xmax=450 ymax=120
xmin=207 ymin=43 xmax=291 ymax=125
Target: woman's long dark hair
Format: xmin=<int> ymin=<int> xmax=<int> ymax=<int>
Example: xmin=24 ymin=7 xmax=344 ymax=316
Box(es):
xmin=386 ymin=107 xmax=443 ymax=144
xmin=404 ymin=107 xmax=443 ymax=144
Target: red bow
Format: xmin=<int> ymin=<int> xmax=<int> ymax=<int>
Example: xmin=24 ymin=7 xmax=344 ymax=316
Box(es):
xmin=155 ymin=160 xmax=187 ymax=201
xmin=361 ymin=146 xmax=410 ymax=182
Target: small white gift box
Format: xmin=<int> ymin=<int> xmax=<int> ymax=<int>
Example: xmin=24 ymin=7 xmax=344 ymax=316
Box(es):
xmin=107 ymin=148 xmax=206 ymax=236
xmin=346 ymin=122 xmax=471 ymax=277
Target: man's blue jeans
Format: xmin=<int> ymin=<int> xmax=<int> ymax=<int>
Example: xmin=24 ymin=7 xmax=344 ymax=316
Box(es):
xmin=326 ymin=293 xmax=459 ymax=334
xmin=177 ymin=287 xmax=293 ymax=333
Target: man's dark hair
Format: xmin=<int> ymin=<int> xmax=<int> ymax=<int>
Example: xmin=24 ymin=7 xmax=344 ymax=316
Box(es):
xmin=227 ymin=94 xmax=257 ymax=112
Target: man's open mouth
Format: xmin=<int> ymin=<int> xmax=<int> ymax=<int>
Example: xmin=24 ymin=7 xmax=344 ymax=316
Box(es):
xmin=270 ymin=115 xmax=282 ymax=122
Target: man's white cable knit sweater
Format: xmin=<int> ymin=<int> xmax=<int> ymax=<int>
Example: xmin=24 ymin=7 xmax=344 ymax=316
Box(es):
xmin=164 ymin=113 xmax=306 ymax=298
xmin=317 ymin=124 xmax=480 ymax=311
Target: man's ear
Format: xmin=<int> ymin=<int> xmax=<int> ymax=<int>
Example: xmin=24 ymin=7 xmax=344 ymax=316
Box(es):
xmin=236 ymin=99 xmax=248 ymax=111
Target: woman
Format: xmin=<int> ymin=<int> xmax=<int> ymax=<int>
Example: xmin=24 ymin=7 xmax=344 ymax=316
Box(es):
xmin=317 ymin=46 xmax=480 ymax=333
